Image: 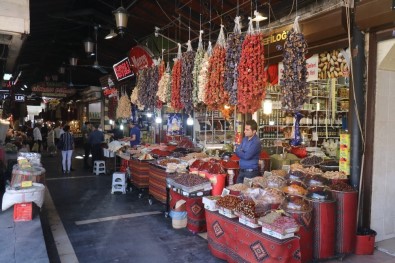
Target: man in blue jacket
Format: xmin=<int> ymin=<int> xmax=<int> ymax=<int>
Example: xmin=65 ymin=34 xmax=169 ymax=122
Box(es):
xmin=235 ymin=119 xmax=261 ymax=183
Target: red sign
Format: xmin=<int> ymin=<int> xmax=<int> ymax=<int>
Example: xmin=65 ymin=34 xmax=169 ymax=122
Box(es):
xmin=129 ymin=45 xmax=154 ymax=74
xmin=113 ymin=57 xmax=134 ymax=81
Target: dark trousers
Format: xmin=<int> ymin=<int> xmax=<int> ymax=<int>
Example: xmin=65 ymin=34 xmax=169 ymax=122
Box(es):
xmin=236 ymin=170 xmax=260 ymax=184
xmin=35 ymin=140 xmax=42 ymax=153
xmin=91 ymin=144 xmax=103 ymax=166
xmin=84 ymin=143 xmax=91 ymax=167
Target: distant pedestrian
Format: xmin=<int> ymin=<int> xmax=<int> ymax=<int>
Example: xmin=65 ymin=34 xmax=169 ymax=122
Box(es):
xmin=59 ymin=125 xmax=74 ymax=174
xmin=88 ymin=124 xmax=104 ymax=168
xmin=82 ymin=121 xmax=92 ymax=168
xmin=33 ymin=123 xmax=43 ymax=152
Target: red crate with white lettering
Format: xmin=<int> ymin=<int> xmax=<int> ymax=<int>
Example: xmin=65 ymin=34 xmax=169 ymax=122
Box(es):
xmin=13 ymin=203 xmax=33 ymax=222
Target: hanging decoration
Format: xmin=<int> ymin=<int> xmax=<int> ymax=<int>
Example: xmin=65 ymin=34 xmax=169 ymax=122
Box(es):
xmin=171 ymin=43 xmax=183 ymax=111
xmin=130 ymin=72 xmax=145 ymax=110
xmin=280 ymin=17 xmax=308 ymax=112
xmin=192 ymin=30 xmax=205 ymax=107
xmin=204 ymin=25 xmax=228 ymax=110
xmin=237 ymin=17 xmax=266 ymax=114
xmin=116 ymin=89 xmax=132 ymax=119
xmin=146 ymin=64 xmax=159 ymax=110
xmin=137 ymin=68 xmax=149 ymax=108
xmin=225 ymin=16 xmax=244 ymax=105
xmin=156 ymin=58 xmax=166 ymax=108
xmin=180 ymin=40 xmax=196 ymax=114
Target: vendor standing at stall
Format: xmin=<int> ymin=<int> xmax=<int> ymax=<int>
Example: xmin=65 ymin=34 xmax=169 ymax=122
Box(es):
xmin=235 ymin=119 xmax=261 ymax=183
xmin=127 ymin=121 xmax=140 ymax=147
xmin=109 ymin=121 xmax=124 ymax=140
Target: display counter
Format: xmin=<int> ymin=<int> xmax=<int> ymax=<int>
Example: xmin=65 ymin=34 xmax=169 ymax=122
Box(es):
xmin=128 ymin=158 xmax=150 ymax=189
xmin=206 ymin=210 xmax=302 ymax=263
xmin=148 ymin=164 xmax=168 ymax=204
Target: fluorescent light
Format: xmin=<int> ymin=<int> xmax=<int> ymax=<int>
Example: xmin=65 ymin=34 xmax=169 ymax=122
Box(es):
xmin=262 ymin=95 xmax=273 ymax=115
xmin=187 ymin=116 xmax=194 ymax=126
xmin=252 ymin=10 xmax=267 ymax=22
xmin=155 ymin=117 xmax=162 ymax=124
xmin=105 ymin=29 xmax=118 ymax=39
xmin=146 ymin=112 xmax=152 ymax=118
xmin=3 ymin=73 xmax=12 ymax=81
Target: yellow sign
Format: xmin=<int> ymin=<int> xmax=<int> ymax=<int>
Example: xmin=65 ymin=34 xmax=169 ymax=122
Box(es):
xmin=21 ymin=181 xmax=33 ymax=188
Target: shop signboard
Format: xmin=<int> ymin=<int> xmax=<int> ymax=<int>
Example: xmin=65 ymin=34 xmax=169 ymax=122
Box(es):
xmin=32 ymin=82 xmax=76 ymax=98
xmin=113 ymin=57 xmax=134 ymax=81
xmin=278 ymin=54 xmax=319 ymax=82
xmin=339 ymin=133 xmax=350 ymax=175
xmin=14 ymin=94 xmax=25 ymax=102
xmin=129 ymin=45 xmax=154 ymax=75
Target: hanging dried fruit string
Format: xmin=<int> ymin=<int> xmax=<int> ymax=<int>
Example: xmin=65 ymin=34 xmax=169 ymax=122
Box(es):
xmin=280 ymin=16 xmax=308 ymax=112
xmin=204 ymin=24 xmax=228 ymax=110
xmin=156 ymin=58 xmax=166 ymax=109
xmin=225 ymin=16 xmax=244 ymax=106
xmin=171 ymin=43 xmax=183 ymax=111
xmin=197 ymin=41 xmax=212 ymax=104
xmin=146 ymin=64 xmax=159 ymax=110
xmin=157 ymin=62 xmax=171 ymax=104
xmin=116 ymin=87 xmax=132 ymax=119
xmin=130 ymin=69 xmax=145 ymax=110
xmin=180 ymin=40 xmax=196 ymax=114
xmin=192 ymin=30 xmax=205 ymax=108
xmin=237 ymin=17 xmax=266 ymax=114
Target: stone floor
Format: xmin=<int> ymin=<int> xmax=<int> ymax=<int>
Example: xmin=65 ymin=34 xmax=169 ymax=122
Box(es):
xmin=2 ymin=148 xmax=395 ymax=263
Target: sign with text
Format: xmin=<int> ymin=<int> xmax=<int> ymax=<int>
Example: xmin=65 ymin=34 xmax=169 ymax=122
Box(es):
xmin=278 ymin=54 xmax=319 ymax=83
xmin=14 ymin=94 xmax=25 ymax=102
xmin=113 ymin=57 xmax=134 ymax=81
xmin=32 ymin=82 xmax=76 ymax=98
xmin=129 ymin=45 xmax=154 ymax=74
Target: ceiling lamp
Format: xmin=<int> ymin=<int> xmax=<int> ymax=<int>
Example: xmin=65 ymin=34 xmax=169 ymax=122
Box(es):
xmin=113 ymin=6 xmax=129 ymax=36
xmin=252 ymin=10 xmax=267 ymax=22
xmin=105 ymin=29 xmax=118 ymax=39
xmin=69 ymin=56 xmax=78 ymax=66
xmin=83 ymin=37 xmax=95 ymax=54
xmin=58 ymin=66 xmax=65 ymax=74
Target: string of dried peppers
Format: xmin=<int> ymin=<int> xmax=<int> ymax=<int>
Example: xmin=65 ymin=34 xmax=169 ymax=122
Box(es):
xmin=180 ymin=40 xmax=195 ymax=114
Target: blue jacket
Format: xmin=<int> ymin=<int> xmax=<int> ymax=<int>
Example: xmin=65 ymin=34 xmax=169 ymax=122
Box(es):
xmin=235 ymin=134 xmax=261 ymax=169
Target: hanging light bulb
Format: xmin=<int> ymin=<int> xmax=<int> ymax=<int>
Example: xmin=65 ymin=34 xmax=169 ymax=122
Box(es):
xmin=83 ymin=37 xmax=95 ymax=54
xmin=113 ymin=6 xmax=129 ymax=36
xmin=120 ymin=124 xmax=124 ymax=130
xmin=146 ymin=112 xmax=153 ymax=118
xmin=155 ymin=117 xmax=162 ymax=124
xmin=187 ymin=116 xmax=194 ymax=126
xmin=109 ymin=120 xmax=113 ymax=125
xmin=68 ymin=106 xmax=71 ymax=112
xmin=262 ymin=94 xmax=273 ymax=115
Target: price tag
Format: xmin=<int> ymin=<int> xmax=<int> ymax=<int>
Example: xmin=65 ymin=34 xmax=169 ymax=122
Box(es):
xmin=263 ymin=171 xmax=272 ymax=177
xmin=21 ymin=181 xmax=33 ymax=188
xmin=221 ymin=188 xmax=230 ymax=197
xmin=243 ymin=178 xmax=253 ymax=187
xmin=282 ymin=165 xmax=290 ymax=173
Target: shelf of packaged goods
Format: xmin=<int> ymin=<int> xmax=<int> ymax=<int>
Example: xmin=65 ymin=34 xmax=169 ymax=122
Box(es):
xmin=260 ymin=137 xmax=285 ymax=140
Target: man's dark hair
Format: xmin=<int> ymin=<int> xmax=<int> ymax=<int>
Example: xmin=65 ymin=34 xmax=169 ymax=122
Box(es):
xmin=63 ymin=125 xmax=70 ymax=132
xmin=245 ymin=119 xmax=258 ymax=132
xmin=94 ymin=124 xmax=100 ymax=129
xmin=85 ymin=121 xmax=90 ymax=125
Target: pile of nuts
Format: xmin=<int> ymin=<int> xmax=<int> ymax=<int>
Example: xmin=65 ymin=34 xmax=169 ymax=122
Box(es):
xmin=235 ymin=200 xmax=258 ymax=219
xmin=217 ymin=195 xmax=242 ymax=210
xmin=330 ymin=182 xmax=355 ymax=192
xmin=173 ymin=173 xmax=209 ymax=187
xmin=300 ymin=155 xmax=323 ymax=166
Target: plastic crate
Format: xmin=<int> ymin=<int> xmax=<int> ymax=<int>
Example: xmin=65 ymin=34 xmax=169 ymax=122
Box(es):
xmin=14 ymin=202 xmax=33 ymax=221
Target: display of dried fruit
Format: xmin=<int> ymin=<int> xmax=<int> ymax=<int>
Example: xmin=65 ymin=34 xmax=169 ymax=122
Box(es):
xmin=237 ymin=20 xmax=266 ymax=113
xmin=300 ymin=155 xmax=323 ymax=166
xmin=192 ymin=31 xmax=205 ymax=107
xmin=156 ymin=59 xmax=166 ymax=109
xmin=173 ymin=173 xmax=210 ymax=187
xmin=197 ymin=42 xmax=212 ymax=104
xmin=205 ymin=25 xmax=229 ymax=110
xmin=235 ymin=200 xmax=259 ymax=219
xmin=181 ymin=41 xmax=196 ymax=114
xmin=280 ymin=27 xmax=309 ymax=112
xmin=157 ymin=65 xmax=171 ymax=104
xmin=171 ymin=60 xmax=183 ymax=110
xmin=329 ymin=182 xmax=355 ymax=192
xmin=217 ymin=195 xmax=242 ymax=210
xmin=157 ymin=158 xmax=181 ymax=166
xmin=225 ymin=16 xmax=244 ymax=105
xmin=116 ymin=93 xmax=132 ymax=119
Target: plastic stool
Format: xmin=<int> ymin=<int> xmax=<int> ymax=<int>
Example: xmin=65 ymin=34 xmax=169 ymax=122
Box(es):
xmin=111 ymin=172 xmax=126 ymax=194
xmin=93 ymin=161 xmax=106 ymax=175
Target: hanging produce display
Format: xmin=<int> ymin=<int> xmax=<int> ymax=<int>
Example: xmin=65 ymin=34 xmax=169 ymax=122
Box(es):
xmin=225 ymin=16 xmax=244 ymax=106
xmin=180 ymin=40 xmax=196 ymax=114
xmin=137 ymin=68 xmax=149 ymax=108
xmin=108 ymin=96 xmax=118 ymax=120
xmin=146 ymin=65 xmax=159 ymax=110
xmin=157 ymin=59 xmax=166 ymax=108
xmin=130 ymin=74 xmax=144 ymax=110
xmin=204 ymin=25 xmax=228 ymax=110
xmin=116 ymin=92 xmax=132 ymax=119
xmin=192 ymin=30 xmax=205 ymax=107
xmin=280 ymin=18 xmax=308 ymax=112
xmin=171 ymin=43 xmax=183 ymax=111
xmin=197 ymin=41 xmax=212 ymax=104
xmin=157 ymin=63 xmax=171 ymax=104
xmin=237 ymin=18 xmax=266 ymax=114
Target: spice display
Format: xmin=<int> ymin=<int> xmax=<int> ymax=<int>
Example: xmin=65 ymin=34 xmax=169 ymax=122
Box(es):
xmin=157 ymin=158 xmax=181 ymax=166
xmin=108 ymin=96 xmax=117 ymax=120
xmin=300 ymin=155 xmax=323 ymax=166
xmin=329 ymin=182 xmax=355 ymax=192
xmin=271 ymin=170 xmax=287 ymax=177
xmin=197 ymin=42 xmax=212 ymax=103
xmin=237 ymin=19 xmax=266 ymax=113
xmin=116 ymin=93 xmax=132 ymax=119
xmin=180 ymin=40 xmax=195 ymax=114
xmin=205 ymin=25 xmax=228 ymax=110
xmin=224 ymin=17 xmax=244 ymax=105
xmin=173 ymin=173 xmax=210 ymax=187
xmin=217 ymin=195 xmax=242 ymax=210
xmin=150 ymin=149 xmax=171 ymax=157
xmin=192 ymin=31 xmax=205 ymax=107
xmin=280 ymin=25 xmax=309 ymax=112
